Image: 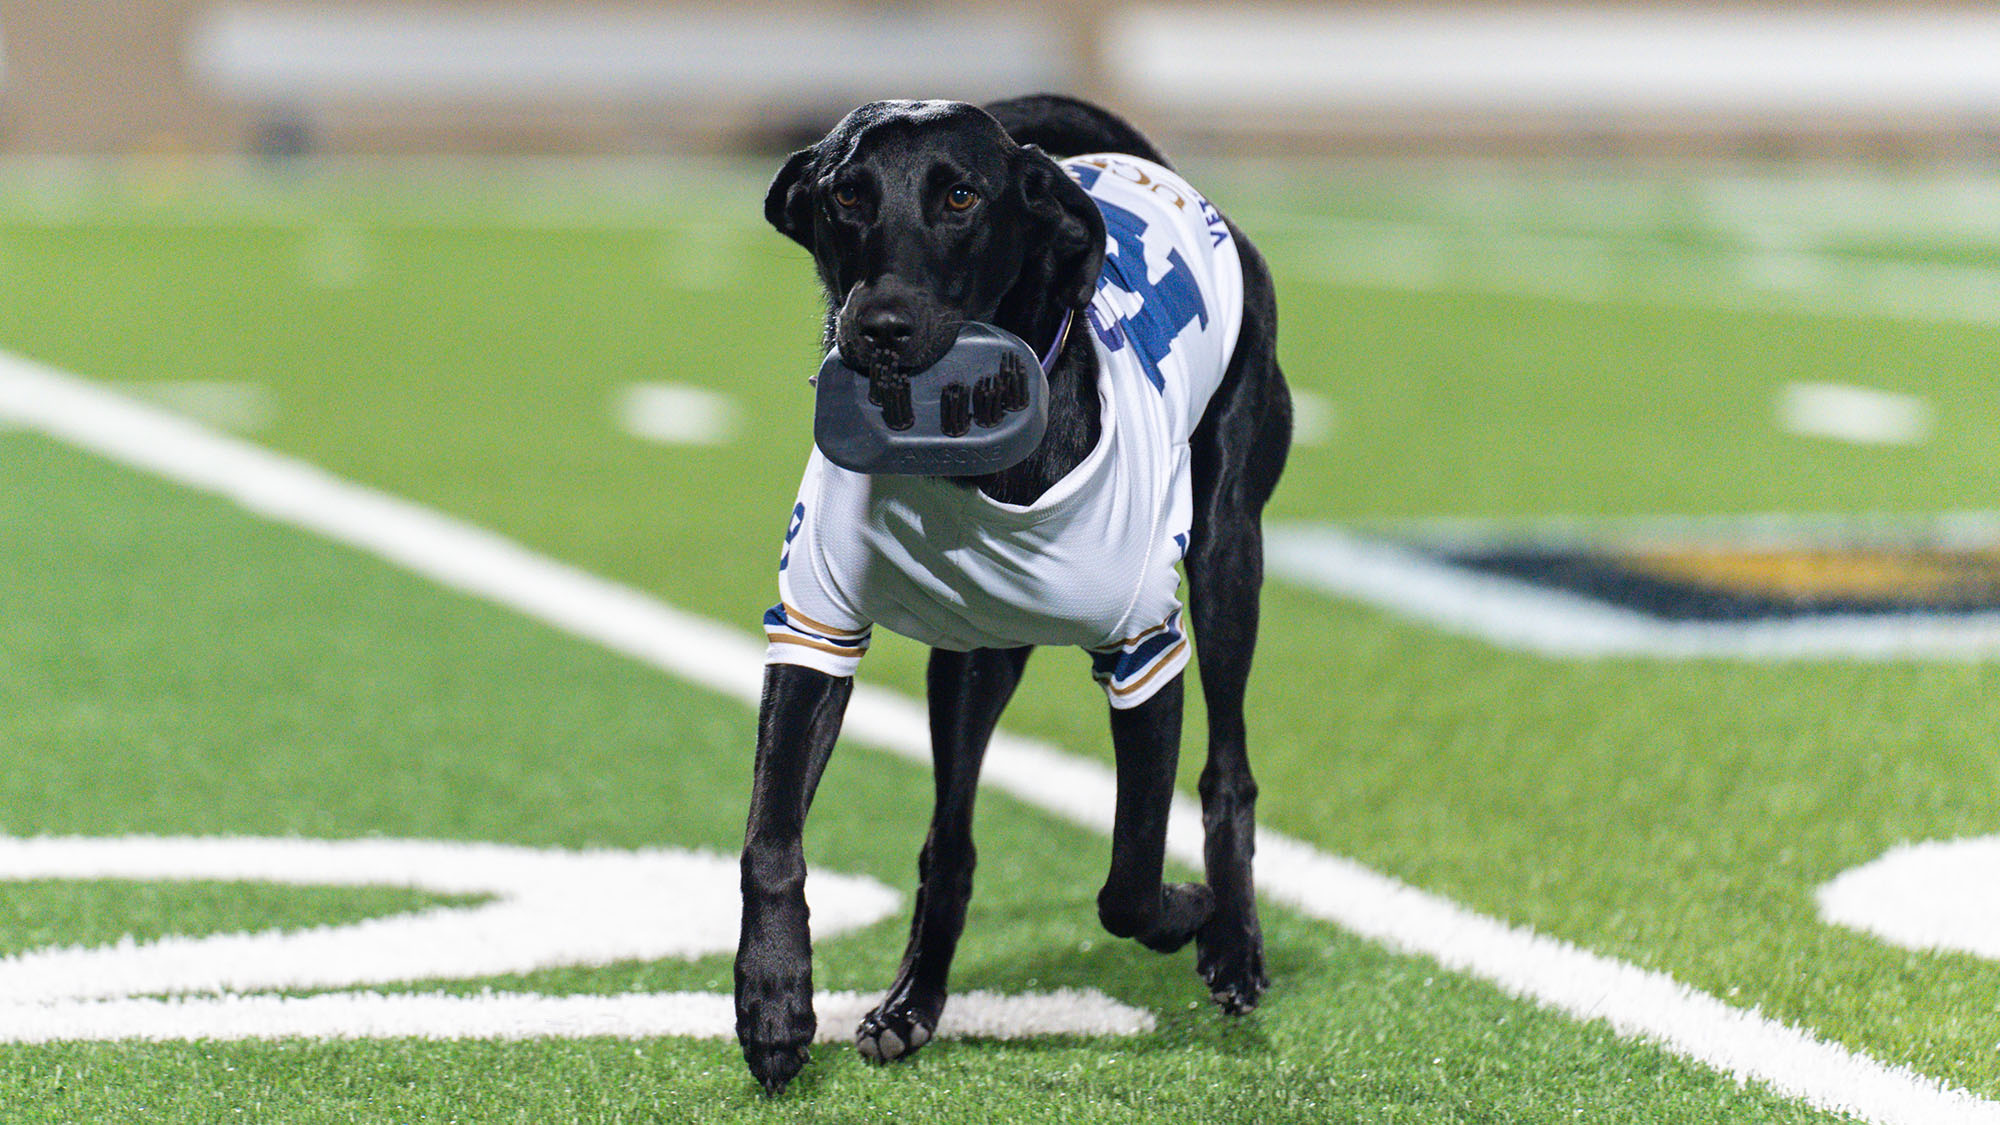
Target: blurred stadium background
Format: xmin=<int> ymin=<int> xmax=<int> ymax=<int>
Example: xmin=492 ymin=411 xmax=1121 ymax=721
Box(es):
xmin=8 ymin=0 xmax=2000 ymax=157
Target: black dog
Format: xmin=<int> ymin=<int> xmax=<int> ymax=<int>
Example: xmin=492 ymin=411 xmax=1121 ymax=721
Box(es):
xmin=735 ymin=94 xmax=1291 ymax=1095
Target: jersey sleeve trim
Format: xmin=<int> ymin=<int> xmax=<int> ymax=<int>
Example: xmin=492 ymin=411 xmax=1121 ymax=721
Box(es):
xmin=764 ymin=602 xmax=870 ymax=678
xmin=775 ymin=601 xmax=862 ymax=641
xmin=1109 ymin=617 xmax=1174 ymax=648
xmin=1089 ymin=609 xmax=1190 ymax=710
xmin=769 ymin=633 xmax=865 ymax=658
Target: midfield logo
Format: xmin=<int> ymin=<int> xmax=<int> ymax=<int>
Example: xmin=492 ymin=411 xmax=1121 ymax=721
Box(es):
xmin=1268 ymin=513 xmax=2000 ymax=659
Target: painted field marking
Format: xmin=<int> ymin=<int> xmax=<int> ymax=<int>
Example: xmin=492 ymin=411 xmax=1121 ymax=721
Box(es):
xmin=659 ymin=224 xmax=742 ymax=291
xmin=1246 ymin=166 xmax=2000 ymax=257
xmin=0 ymin=161 xmax=776 ymax=236
xmin=0 ymin=834 xmax=1146 ymax=1043
xmin=1266 ymin=521 xmax=2000 ymax=661
xmin=0 ymin=989 xmax=1152 ymax=1045
xmin=119 ymin=380 xmax=276 ymax=433
xmin=616 ymin=382 xmax=737 ymax=446
xmin=10 ymin=160 xmax=2000 ymax=329
xmin=0 ymin=835 xmax=896 ymax=1003
xmin=298 ymin=224 xmax=371 ymax=289
xmin=3 ymin=352 xmax=1995 ymax=1123
xmin=12 ymin=156 xmax=2000 ymax=247
xmin=1381 ymin=509 xmax=2000 ymax=553
xmin=1283 ymin=212 xmax=2000 ymax=328
xmin=1289 ymin=389 xmax=1337 ymax=447
xmin=1779 ymin=381 xmax=1934 ymax=446
xmin=1819 ymin=837 xmax=2000 ymax=962
xmin=1695 ymin=174 xmax=2000 ymax=252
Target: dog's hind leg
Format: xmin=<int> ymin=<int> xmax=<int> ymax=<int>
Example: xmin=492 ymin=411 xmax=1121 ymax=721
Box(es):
xmin=1185 ymin=505 xmax=1276 ymax=1014
xmin=1097 ymin=674 xmax=1217 ymax=953
xmin=1184 ymin=245 xmax=1292 ymax=1015
xmin=736 ymin=663 xmax=852 ymax=1095
xmin=857 ymin=645 xmax=1032 ymax=1064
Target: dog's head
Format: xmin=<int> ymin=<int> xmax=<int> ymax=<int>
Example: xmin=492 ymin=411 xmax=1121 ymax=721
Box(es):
xmin=766 ymin=100 xmax=1106 ymax=374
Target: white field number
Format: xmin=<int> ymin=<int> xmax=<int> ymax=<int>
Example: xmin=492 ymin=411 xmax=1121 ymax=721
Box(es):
xmin=0 ymin=835 xmax=1153 ymax=1043
xmin=1819 ymin=836 xmax=2000 ymax=960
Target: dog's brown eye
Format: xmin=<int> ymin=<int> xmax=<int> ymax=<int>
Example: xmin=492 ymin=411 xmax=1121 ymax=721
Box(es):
xmin=832 ymin=185 xmax=861 ymax=209
xmin=945 ymin=186 xmax=978 ymax=212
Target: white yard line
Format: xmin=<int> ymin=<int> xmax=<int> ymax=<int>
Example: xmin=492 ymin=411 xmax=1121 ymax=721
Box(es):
xmin=4 ymin=351 xmax=1996 ymax=1123
xmin=1245 ymin=166 xmax=2000 ymax=251
xmin=14 ymin=157 xmax=2000 ymax=254
xmin=0 ymin=989 xmax=1151 ymax=1045
xmin=1695 ymin=174 xmax=2000 ymax=251
xmin=1286 ymin=212 xmax=2000 ymax=327
xmin=1779 ymin=381 xmax=1934 ymax=446
xmin=12 ymin=163 xmax=2000 ymax=330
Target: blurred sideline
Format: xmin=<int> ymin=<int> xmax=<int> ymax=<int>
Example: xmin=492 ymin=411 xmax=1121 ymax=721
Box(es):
xmin=3 ymin=3 xmax=2000 ymax=157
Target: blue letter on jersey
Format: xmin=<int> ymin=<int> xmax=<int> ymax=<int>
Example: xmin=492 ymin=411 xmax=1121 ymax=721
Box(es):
xmin=1089 ymin=196 xmax=1209 ymax=394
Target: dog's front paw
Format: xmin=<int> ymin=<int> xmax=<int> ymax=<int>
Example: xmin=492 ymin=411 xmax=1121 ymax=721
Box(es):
xmin=743 ymin=1038 xmax=812 ymax=1096
xmin=736 ymin=971 xmax=817 ymax=1095
xmin=1195 ymin=915 xmax=1269 ymax=1015
xmin=856 ymin=993 xmax=942 ymax=1064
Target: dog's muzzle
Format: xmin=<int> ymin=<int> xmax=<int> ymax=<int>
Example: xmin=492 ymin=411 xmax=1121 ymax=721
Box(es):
xmin=813 ymin=321 xmax=1052 ymax=476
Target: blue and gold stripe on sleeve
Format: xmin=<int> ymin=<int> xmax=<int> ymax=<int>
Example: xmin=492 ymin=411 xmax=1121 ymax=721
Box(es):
xmin=763 ymin=602 xmax=871 ymax=678
xmin=1089 ymin=609 xmax=1190 ymax=710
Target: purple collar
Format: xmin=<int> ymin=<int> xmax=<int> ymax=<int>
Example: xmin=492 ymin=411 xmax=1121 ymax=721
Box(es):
xmin=1039 ymin=309 xmax=1074 ymax=375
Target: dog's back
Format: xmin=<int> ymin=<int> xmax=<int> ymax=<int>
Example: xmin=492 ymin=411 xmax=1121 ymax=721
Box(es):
xmin=983 ymin=94 xmax=1175 ymax=167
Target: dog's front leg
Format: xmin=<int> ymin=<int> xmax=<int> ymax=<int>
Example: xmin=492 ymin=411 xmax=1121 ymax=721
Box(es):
xmin=736 ymin=662 xmax=852 ymax=1096
xmin=857 ymin=645 xmax=1032 ymax=1064
xmin=1097 ymin=673 xmax=1216 ymax=952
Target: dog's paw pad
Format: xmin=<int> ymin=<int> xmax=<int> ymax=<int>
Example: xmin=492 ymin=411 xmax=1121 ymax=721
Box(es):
xmin=1200 ymin=964 xmax=1269 ymax=1016
xmin=856 ymin=1005 xmax=938 ymax=1065
xmin=857 ymin=1024 xmax=914 ymax=1064
xmin=1210 ymin=981 xmax=1265 ymax=1016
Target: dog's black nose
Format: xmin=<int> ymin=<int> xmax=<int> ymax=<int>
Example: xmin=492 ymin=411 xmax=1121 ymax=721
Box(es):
xmin=856 ymin=307 xmax=915 ymax=353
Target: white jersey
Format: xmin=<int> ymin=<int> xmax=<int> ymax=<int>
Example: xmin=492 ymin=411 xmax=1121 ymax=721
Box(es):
xmin=765 ymin=153 xmax=1244 ymax=708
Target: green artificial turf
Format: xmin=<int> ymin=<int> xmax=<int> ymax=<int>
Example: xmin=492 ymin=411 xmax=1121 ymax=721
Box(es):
xmin=0 ymin=433 xmax=1850 ymax=1123
xmin=7 ymin=157 xmax=1999 ymax=1118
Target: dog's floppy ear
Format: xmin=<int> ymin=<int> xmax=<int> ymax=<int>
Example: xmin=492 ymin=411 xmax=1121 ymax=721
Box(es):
xmin=1016 ymin=145 xmax=1106 ymax=311
xmin=765 ymin=147 xmax=819 ymax=251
